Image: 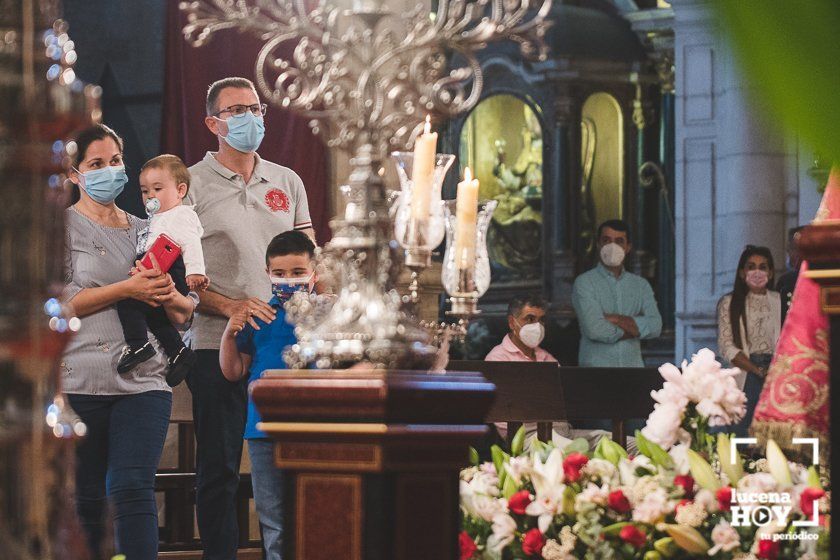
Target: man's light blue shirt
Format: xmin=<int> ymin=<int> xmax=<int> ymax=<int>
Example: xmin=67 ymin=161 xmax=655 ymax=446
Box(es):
xmin=571 ymin=263 xmax=662 ymax=367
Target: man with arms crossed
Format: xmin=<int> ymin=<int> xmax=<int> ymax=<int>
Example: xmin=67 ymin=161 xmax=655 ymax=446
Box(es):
xmin=572 ymin=219 xmax=661 ymax=368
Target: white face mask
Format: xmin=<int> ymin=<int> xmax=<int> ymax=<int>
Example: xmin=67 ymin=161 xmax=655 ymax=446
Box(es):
xmin=600 ymin=242 xmax=626 ymax=268
xmin=516 ymin=321 xmax=545 ymax=349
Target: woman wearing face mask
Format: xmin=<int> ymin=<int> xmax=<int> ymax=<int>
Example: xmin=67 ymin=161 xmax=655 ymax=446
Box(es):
xmin=717 ymin=245 xmax=781 ymax=436
xmin=62 ymin=124 xmax=196 ymax=559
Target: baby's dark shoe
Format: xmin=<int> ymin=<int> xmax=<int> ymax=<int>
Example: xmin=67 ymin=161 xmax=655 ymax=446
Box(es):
xmin=166 ymin=346 xmax=197 ymax=387
xmin=117 ymin=342 xmax=156 ymax=375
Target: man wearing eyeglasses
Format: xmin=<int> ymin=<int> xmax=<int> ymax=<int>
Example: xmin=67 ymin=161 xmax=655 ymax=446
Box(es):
xmin=184 ymin=76 xmax=314 ymax=560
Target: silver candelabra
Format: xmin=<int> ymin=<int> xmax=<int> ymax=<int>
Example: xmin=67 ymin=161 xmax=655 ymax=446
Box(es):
xmin=182 ymin=0 xmax=552 ymax=369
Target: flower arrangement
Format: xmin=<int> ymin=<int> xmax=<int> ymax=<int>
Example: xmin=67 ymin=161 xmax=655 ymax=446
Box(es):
xmin=460 ymin=350 xmax=830 ymax=560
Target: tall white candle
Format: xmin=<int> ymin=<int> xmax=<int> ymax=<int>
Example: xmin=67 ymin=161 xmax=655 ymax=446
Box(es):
xmin=454 ymin=166 xmax=479 ymax=270
xmin=410 ymin=116 xmax=437 ymax=221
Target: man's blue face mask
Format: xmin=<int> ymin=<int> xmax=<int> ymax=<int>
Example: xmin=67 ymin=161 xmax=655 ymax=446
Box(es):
xmin=217 ymin=112 xmax=265 ymax=153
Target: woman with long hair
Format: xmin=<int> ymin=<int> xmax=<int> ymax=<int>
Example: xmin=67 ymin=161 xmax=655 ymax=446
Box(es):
xmin=717 ymin=245 xmax=781 ymax=436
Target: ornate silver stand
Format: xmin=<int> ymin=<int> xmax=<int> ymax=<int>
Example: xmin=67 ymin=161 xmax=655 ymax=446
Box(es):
xmin=182 ymin=0 xmax=551 ymax=369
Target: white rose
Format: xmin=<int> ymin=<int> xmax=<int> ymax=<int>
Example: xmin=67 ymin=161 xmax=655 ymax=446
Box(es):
xmin=632 ymin=488 xmax=671 ymax=524
xmin=668 ymin=443 xmax=691 ymax=475
xmin=642 ymin=403 xmax=684 ymax=449
xmin=583 ymin=458 xmax=618 ymax=484
xmin=709 ymin=520 xmax=740 ymax=554
xmin=487 ymin=512 xmax=517 ymax=552
xmin=471 ymin=494 xmax=507 ymax=522
xmin=694 ymin=488 xmax=718 ymax=513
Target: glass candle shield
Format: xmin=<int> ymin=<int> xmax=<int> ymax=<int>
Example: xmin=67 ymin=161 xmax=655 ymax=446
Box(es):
xmin=391 ymin=152 xmax=455 ymax=254
xmin=442 ymin=199 xmax=497 ymax=299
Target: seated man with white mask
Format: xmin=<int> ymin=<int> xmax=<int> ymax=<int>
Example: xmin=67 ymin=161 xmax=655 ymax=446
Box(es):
xmin=485 ymin=295 xmax=572 ymax=445
xmin=486 ymin=294 xmax=556 ymax=364
xmin=485 ymin=296 xmax=614 ymax=450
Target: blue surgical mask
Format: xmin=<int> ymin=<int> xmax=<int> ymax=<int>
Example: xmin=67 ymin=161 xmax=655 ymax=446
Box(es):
xmin=76 ymin=165 xmax=128 ymax=204
xmin=219 ymin=112 xmax=265 ymax=153
xmin=270 ymin=274 xmax=313 ymax=302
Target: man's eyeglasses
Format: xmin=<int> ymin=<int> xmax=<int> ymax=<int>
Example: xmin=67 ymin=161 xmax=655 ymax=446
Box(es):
xmin=214 ymin=103 xmax=268 ymax=118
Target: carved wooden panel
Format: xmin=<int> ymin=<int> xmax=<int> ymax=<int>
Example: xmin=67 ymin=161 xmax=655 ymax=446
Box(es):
xmin=296 ymin=474 xmax=363 ymax=560
xmin=276 ymin=442 xmax=381 ymax=472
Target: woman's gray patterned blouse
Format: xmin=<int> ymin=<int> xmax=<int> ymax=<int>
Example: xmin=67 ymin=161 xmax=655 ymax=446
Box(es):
xmin=62 ymin=207 xmax=171 ymax=395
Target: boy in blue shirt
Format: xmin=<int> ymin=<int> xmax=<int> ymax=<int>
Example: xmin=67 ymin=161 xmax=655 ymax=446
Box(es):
xmin=219 ymin=230 xmax=316 ymax=560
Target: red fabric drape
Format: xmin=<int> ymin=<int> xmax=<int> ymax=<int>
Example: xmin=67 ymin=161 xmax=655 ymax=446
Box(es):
xmin=160 ymin=1 xmax=330 ymax=242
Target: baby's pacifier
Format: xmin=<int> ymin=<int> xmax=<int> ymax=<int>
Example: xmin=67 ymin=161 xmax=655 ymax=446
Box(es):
xmin=145 ymin=198 xmax=161 ymax=216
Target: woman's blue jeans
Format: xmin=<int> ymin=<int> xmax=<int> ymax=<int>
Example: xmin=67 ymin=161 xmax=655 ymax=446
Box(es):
xmin=68 ymin=390 xmax=172 ymax=560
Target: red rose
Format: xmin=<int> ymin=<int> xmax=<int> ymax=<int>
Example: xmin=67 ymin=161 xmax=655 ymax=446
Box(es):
xmin=562 ymin=452 xmax=589 ymax=483
xmin=758 ymin=538 xmax=780 ymax=560
xmin=522 ymin=528 xmax=546 ymax=556
xmin=800 ymin=487 xmax=825 ymax=518
xmin=508 ymin=490 xmax=532 ymax=515
xmin=674 ymin=475 xmax=695 ymax=498
xmin=607 ymin=489 xmax=632 ymax=514
xmin=619 ymin=525 xmax=647 ymax=549
xmin=716 ymin=486 xmax=733 ymax=511
xmin=459 ymin=531 xmax=478 ymax=560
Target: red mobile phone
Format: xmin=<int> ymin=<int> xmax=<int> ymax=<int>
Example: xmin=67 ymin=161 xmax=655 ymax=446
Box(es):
xmin=140 ymin=233 xmax=182 ymax=273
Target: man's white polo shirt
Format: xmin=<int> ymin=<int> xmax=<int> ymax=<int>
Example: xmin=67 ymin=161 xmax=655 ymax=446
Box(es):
xmin=186 ymin=151 xmax=312 ymax=350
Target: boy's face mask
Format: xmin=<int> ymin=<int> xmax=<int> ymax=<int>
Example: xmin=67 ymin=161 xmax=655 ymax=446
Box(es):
xmin=270 ymin=273 xmax=314 ymax=301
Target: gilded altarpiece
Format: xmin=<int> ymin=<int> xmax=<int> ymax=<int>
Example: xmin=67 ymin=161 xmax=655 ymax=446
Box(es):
xmin=441 ymin=4 xmax=674 ymax=363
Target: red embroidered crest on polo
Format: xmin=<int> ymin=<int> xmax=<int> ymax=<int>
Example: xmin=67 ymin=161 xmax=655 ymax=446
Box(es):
xmin=264 ymin=188 xmax=290 ymax=212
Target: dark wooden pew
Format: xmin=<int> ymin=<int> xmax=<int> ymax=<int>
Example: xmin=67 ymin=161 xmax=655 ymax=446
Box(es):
xmin=446 ymin=361 xmax=661 ymax=448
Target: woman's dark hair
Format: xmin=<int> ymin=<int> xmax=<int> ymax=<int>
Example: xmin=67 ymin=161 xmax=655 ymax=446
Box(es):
xmin=729 ymin=245 xmax=776 ymax=350
xmin=69 ymin=124 xmax=124 ymax=203
xmin=71 ymin=123 xmax=124 ymax=168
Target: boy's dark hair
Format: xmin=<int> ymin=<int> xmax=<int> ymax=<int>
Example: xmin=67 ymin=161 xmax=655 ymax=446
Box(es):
xmin=206 ymin=77 xmax=257 ymax=115
xmin=507 ymin=294 xmax=549 ymax=318
xmin=597 ymin=219 xmax=631 ymax=244
xmin=266 ymin=230 xmax=316 ymax=264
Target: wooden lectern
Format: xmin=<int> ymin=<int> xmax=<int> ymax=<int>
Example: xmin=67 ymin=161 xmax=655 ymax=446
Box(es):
xmin=251 ymin=369 xmax=495 ymax=560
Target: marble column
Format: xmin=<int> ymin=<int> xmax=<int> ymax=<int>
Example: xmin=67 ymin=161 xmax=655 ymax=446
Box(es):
xmin=671 ymin=0 xmax=794 ymax=360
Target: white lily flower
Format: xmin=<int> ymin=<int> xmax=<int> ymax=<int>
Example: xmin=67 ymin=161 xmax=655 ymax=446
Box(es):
xmin=525 ymin=483 xmax=566 ymax=533
xmin=618 ymin=454 xmax=654 ymax=486
xmin=530 ymin=448 xmax=565 ymax=497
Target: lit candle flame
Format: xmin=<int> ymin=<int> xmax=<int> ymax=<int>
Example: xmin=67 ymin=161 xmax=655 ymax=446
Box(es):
xmin=463 ymin=166 xmax=472 ymax=182
xmin=423 ymin=115 xmax=431 ymax=134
